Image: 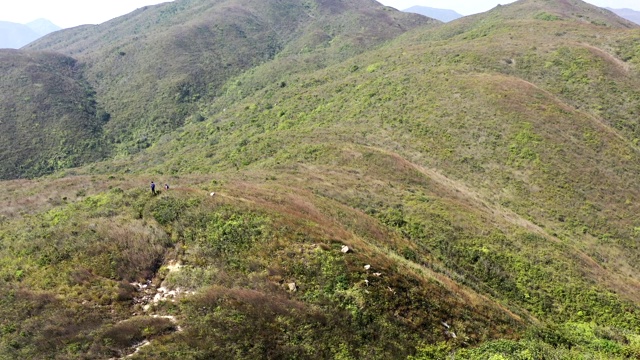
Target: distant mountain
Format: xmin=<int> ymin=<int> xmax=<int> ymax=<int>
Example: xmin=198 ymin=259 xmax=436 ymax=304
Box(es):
xmin=26 ymin=18 xmax=61 ymax=36
xmin=0 ymin=22 xmax=40 ymax=48
xmin=607 ymin=7 xmax=640 ymax=25
xmin=0 ymin=19 xmax=60 ymax=49
xmin=403 ymin=5 xmax=462 ymax=22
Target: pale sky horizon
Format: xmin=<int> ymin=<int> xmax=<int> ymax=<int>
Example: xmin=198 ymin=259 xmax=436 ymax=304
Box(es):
xmin=1 ymin=0 xmax=639 ymax=29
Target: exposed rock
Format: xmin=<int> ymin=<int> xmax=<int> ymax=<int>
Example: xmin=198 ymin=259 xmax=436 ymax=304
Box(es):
xmin=125 ymin=340 xmax=150 ymax=358
xmin=288 ymin=282 xmax=297 ymax=292
xmin=165 ymin=261 xmax=183 ymax=273
xmin=341 ymin=245 xmax=350 ymax=253
xmin=364 ymin=264 xmax=371 ymax=270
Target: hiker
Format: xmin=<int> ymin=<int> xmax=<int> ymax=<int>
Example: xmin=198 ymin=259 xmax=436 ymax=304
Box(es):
xmin=164 ymin=183 xmax=169 ymax=190
xmin=151 ymin=181 xmax=156 ymax=195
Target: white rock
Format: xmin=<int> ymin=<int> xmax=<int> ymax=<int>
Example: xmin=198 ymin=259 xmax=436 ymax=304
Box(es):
xmin=166 ymin=261 xmax=183 ymax=273
xmin=210 ymin=192 xmax=216 ymax=196
xmin=288 ymin=282 xmax=297 ymax=292
xmin=364 ymin=264 xmax=371 ymax=270
xmin=341 ymin=245 xmax=350 ymax=253
xmin=127 ymin=340 xmax=151 ymax=358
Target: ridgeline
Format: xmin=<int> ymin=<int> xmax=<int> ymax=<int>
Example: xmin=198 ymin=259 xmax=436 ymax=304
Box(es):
xmin=0 ymin=0 xmax=639 ymax=358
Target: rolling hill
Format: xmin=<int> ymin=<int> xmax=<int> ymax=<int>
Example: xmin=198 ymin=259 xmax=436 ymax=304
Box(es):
xmin=18 ymin=0 xmax=432 ymax=176
xmin=0 ymin=0 xmax=640 ymax=359
xmin=0 ymin=50 xmax=109 ymax=179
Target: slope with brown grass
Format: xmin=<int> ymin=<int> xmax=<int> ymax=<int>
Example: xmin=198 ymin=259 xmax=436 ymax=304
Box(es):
xmin=1 ymin=0 xmax=640 ymax=358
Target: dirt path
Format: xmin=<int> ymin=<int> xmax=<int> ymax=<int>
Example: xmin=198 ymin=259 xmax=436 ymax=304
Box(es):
xmin=115 ymin=261 xmax=189 ymax=359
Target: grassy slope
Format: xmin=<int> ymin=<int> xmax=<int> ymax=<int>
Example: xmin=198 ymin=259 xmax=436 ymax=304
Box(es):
xmin=82 ymin=0 xmax=640 ymax=356
xmin=124 ymin=0 xmax=640 ymax=292
xmin=0 ymin=175 xmax=526 ymax=359
xmin=1 ymin=0 xmax=640 ymax=359
xmin=24 ymin=0 xmax=433 ymax=158
xmin=0 ymin=50 xmax=109 ymax=179
xmin=0 ymin=0 xmax=432 ymax=180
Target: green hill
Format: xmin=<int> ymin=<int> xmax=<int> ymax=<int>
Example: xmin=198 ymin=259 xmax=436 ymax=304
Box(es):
xmin=0 ymin=50 xmax=109 ymax=179
xmin=0 ymin=0 xmax=432 ymax=180
xmin=477 ymin=0 xmax=636 ymax=27
xmin=22 ymin=0 xmax=433 ymax=168
xmin=1 ymin=0 xmax=640 ymax=358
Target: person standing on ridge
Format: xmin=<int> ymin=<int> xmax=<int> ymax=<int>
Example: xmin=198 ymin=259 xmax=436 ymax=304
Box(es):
xmin=151 ymin=181 xmax=156 ymax=195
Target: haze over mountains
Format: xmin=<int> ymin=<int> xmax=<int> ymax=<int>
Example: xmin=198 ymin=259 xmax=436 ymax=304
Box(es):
xmin=608 ymin=7 xmax=640 ymax=24
xmin=403 ymin=6 xmax=463 ymax=22
xmin=1 ymin=0 xmax=640 ymax=358
xmin=0 ymin=19 xmax=60 ymax=49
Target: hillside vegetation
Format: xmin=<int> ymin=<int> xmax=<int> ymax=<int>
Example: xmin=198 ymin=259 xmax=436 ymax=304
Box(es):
xmin=15 ymin=0 xmax=432 ymax=178
xmin=1 ymin=0 xmax=640 ymax=359
xmin=0 ymin=50 xmax=109 ymax=179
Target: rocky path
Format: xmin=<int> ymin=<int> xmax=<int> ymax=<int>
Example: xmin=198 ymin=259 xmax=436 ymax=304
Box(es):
xmin=115 ymin=261 xmax=192 ymax=359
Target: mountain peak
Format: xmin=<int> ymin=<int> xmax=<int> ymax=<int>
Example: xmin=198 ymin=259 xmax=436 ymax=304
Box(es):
xmin=26 ymin=18 xmax=62 ymax=36
xmin=488 ymin=0 xmax=637 ymax=28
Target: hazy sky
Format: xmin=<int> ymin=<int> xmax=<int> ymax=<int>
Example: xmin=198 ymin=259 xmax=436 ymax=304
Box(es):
xmin=1 ymin=0 xmax=640 ymax=28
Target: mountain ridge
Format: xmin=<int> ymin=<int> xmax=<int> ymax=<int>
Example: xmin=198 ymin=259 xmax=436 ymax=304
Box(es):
xmin=7 ymin=0 xmax=434 ymax=180
xmin=1 ymin=0 xmax=640 ymax=358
